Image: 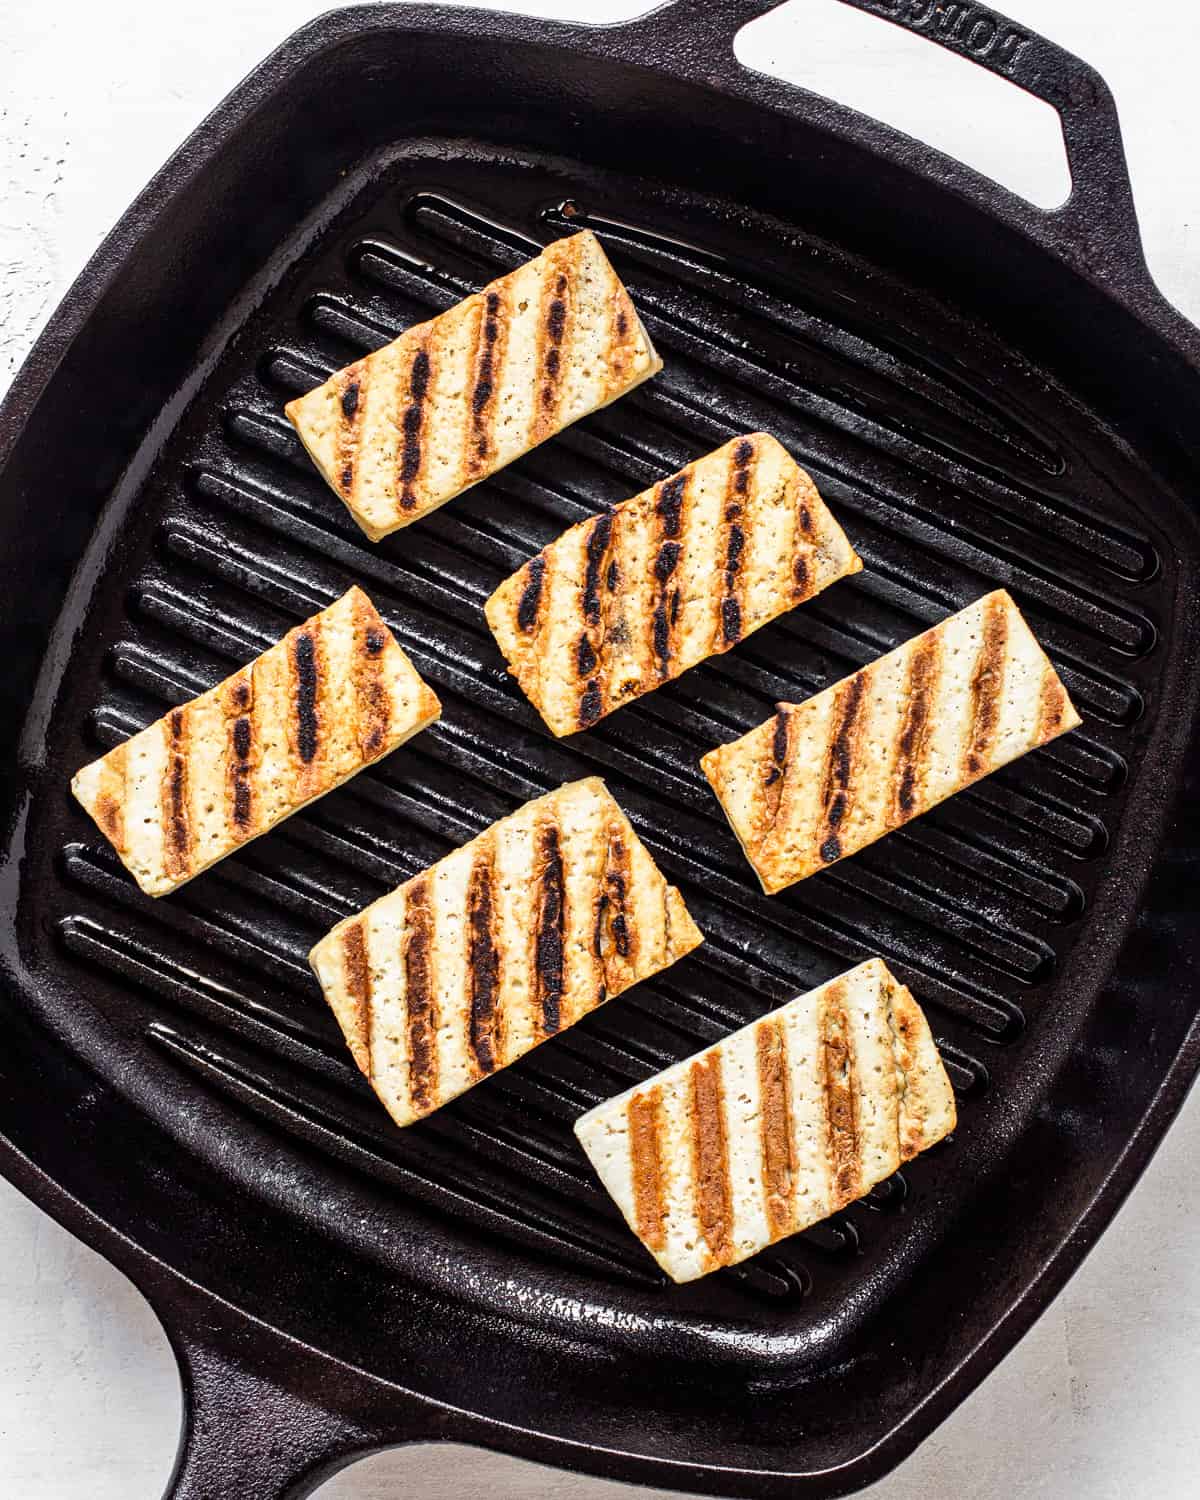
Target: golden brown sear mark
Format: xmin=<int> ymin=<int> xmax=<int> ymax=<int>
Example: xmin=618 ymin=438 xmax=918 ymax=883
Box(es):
xmin=535 ymin=821 xmax=566 ymax=1036
xmin=964 ymin=595 xmax=1009 ymax=777
xmin=337 ymin=365 xmax=364 ymax=497
xmin=398 ymin=343 xmax=431 ymax=510
xmin=162 ymin=708 xmax=190 ymax=878
xmin=466 ymin=839 xmax=501 ymax=1075
xmin=516 ymin=555 xmax=547 ymax=635
xmin=94 ymin=793 xmax=123 ymax=845
xmin=292 ymin=628 xmax=320 ymax=767
xmin=886 ymin=980 xmax=923 ymax=1162
xmin=718 ymin=439 xmax=754 ymax=647
xmin=656 ymin=472 xmax=686 ymax=539
xmin=891 ymin=636 xmax=941 ymax=825
xmin=792 ymin=479 xmax=817 ymax=597
xmin=818 ymin=672 xmax=867 ymax=864
xmin=731 ymin=438 xmax=754 ymax=495
xmin=403 ymin=877 xmax=437 ymax=1115
xmin=353 ymin=600 xmax=391 ymax=760
xmin=756 ymin=1019 xmax=795 ymax=1238
xmin=755 ymin=706 xmax=791 ymax=850
xmin=94 ymin=745 xmax=127 ymax=851
xmin=582 ymin=512 xmax=614 ymax=626
xmin=577 ymin=511 xmax=616 ymax=728
xmin=469 ymin=290 xmax=505 ymax=470
xmin=538 ymin=264 xmax=571 ymax=422
xmin=1038 ymin=667 xmax=1068 ymax=742
xmin=221 ymin=674 xmax=255 ymax=837
xmin=594 ymin=828 xmax=634 ymax=980
xmin=608 ymin=287 xmax=636 ymax=391
xmin=578 ymin=680 xmax=603 ymax=728
xmin=341 ymin=920 xmax=372 ymax=1078
xmin=690 ymin=1052 xmax=733 ymax=1267
xmin=651 ymin=473 xmax=688 ymax=674
xmin=230 ymin=715 xmax=253 ymax=830
xmin=628 ymin=1087 xmax=667 ymax=1253
xmin=820 ymin=981 xmax=860 ymax=1206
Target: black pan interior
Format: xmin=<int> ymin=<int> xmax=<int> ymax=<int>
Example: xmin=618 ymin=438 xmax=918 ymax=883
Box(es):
xmin=3 ymin=7 xmax=1199 ymax=1489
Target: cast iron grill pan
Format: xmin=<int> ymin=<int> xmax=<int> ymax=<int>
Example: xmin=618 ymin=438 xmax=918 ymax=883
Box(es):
xmin=1 ymin=3 xmax=1198 ymax=1497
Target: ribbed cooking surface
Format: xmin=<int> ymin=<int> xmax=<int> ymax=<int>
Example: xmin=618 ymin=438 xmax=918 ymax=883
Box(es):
xmin=49 ymin=148 xmax=1159 ymax=1319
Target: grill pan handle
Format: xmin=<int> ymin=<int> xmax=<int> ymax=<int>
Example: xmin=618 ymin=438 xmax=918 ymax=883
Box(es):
xmin=631 ymin=0 xmax=1143 ymax=271
xmin=165 ymin=1340 xmax=358 ymax=1500
xmin=158 ymin=1293 xmax=448 ymax=1500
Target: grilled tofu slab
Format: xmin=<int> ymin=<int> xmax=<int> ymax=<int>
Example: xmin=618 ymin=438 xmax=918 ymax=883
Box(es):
xmin=485 ymin=432 xmax=861 ymax=736
xmin=72 ymin=587 xmax=440 ymax=897
xmin=285 ymin=231 xmax=661 ymax=541
xmin=309 ymin=777 xmax=703 ymax=1128
xmin=702 ymin=589 xmax=1082 ymax=894
xmin=575 ymin=958 xmax=955 ymax=1282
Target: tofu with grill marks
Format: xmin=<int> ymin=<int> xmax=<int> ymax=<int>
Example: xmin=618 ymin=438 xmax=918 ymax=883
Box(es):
xmin=71 ymin=587 xmax=440 ymax=896
xmin=284 ymin=230 xmax=661 ymax=541
xmin=701 ymin=589 xmax=1082 ymax=894
xmin=484 ymin=432 xmax=861 ymax=736
xmin=309 ymin=777 xmax=703 ymax=1129
xmin=575 ymin=958 xmax=955 ymax=1283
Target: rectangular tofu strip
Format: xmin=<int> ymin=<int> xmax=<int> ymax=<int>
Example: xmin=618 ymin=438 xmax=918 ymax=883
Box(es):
xmin=71 ymin=587 xmax=440 ymax=897
xmin=485 ymin=432 xmax=861 ymax=736
xmin=575 ymin=958 xmax=955 ymax=1282
xmin=309 ymin=777 xmax=703 ymax=1128
xmin=284 ymin=230 xmax=661 ymax=541
xmin=701 ymin=589 xmax=1082 ymax=894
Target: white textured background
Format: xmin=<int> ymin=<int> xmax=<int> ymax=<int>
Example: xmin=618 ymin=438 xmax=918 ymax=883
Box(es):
xmin=2 ymin=2 xmax=1199 ymax=1496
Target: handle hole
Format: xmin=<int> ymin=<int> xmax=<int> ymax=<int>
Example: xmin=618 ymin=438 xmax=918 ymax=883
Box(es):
xmin=733 ymin=0 xmax=1072 ymax=209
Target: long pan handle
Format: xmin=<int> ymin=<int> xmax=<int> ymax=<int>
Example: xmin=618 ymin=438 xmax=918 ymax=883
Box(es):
xmin=165 ymin=1342 xmax=357 ymax=1500
xmin=632 ymin=0 xmax=1143 ymax=271
xmin=158 ymin=1293 xmax=444 ymax=1500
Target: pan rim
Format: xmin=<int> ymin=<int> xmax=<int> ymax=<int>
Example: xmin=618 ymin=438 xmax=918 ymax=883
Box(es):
xmin=2 ymin=4 xmax=1200 ymax=1495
